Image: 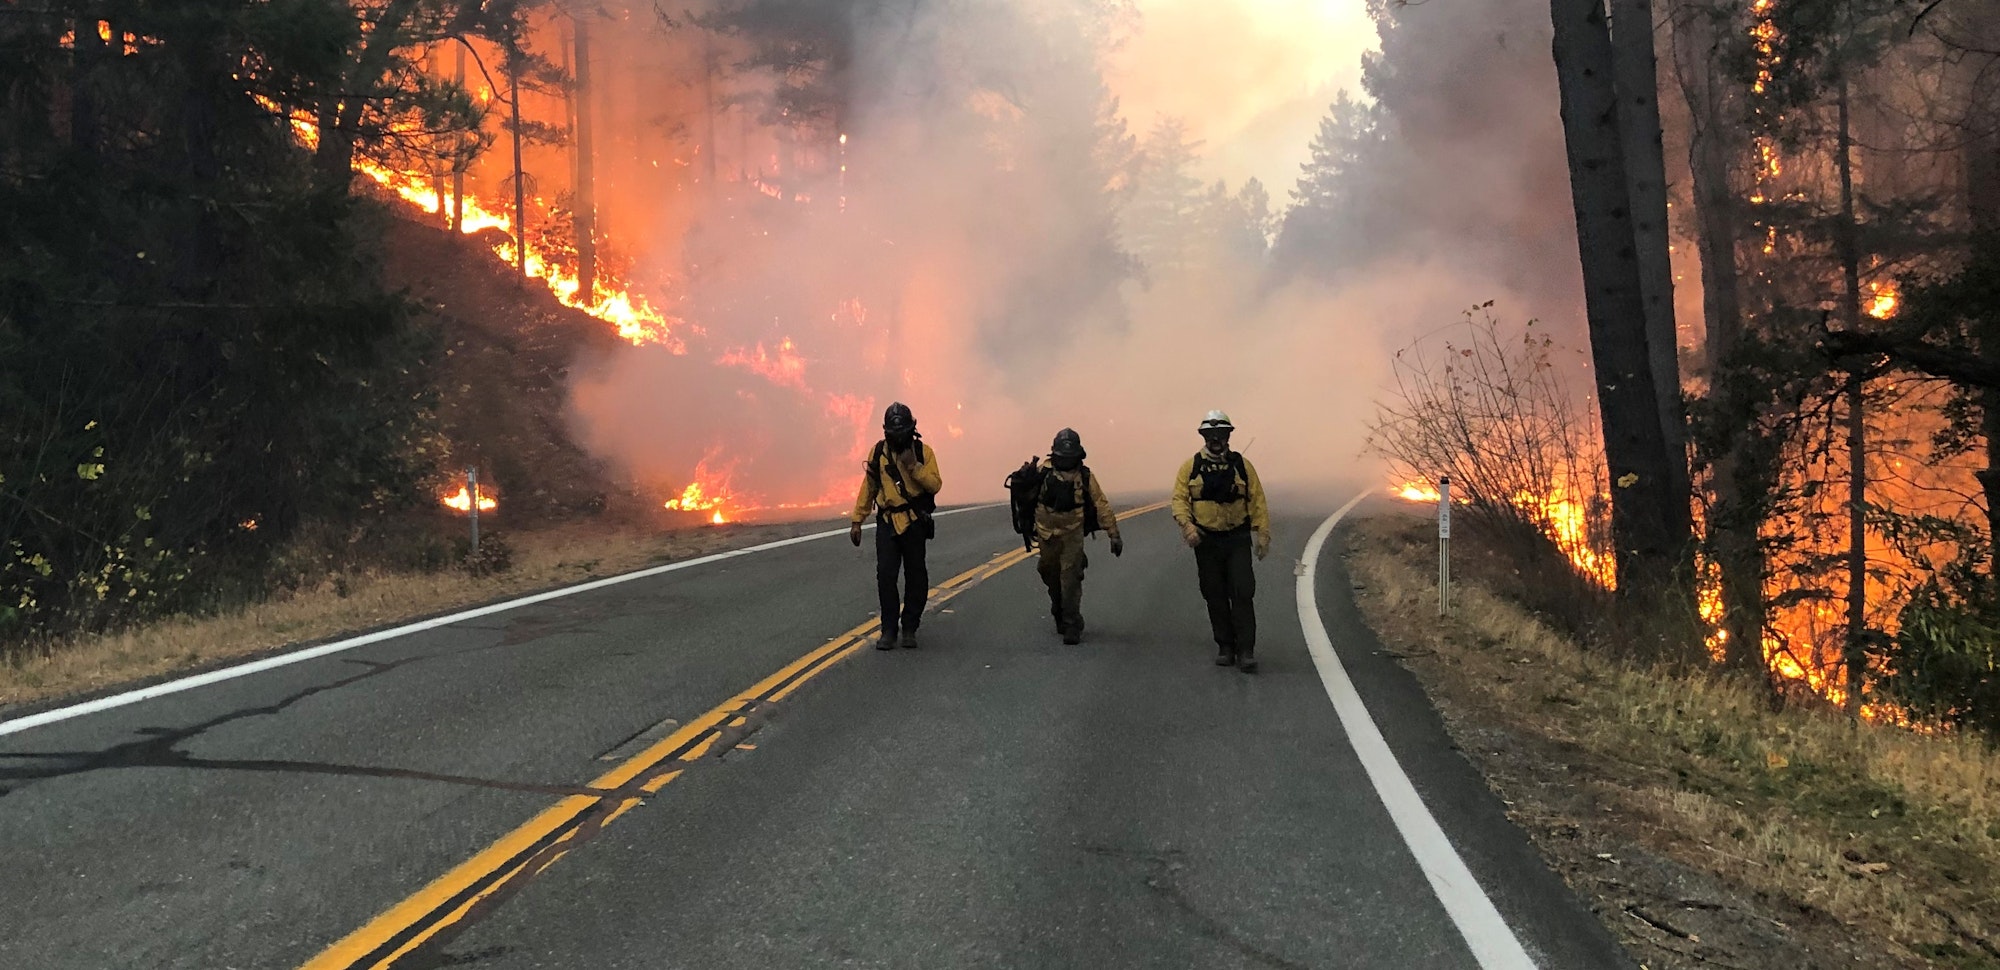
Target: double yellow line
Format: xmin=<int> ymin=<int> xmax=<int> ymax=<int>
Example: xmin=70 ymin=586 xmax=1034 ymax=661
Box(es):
xmin=301 ymin=504 xmax=1165 ymax=969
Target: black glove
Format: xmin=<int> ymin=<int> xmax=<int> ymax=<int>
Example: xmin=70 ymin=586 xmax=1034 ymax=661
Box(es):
xmin=1110 ymin=536 xmax=1124 ymax=557
xmin=849 ymin=521 xmax=863 ymax=547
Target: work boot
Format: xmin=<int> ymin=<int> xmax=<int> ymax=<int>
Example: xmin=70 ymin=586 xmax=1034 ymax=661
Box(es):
xmin=1238 ymin=655 xmax=1258 ymax=674
xmin=1062 ymin=627 xmax=1082 ymax=645
xmin=1215 ymin=648 xmax=1236 ymax=667
xmin=876 ymin=629 xmax=897 ymax=650
xmin=900 ymin=630 xmax=919 ymax=649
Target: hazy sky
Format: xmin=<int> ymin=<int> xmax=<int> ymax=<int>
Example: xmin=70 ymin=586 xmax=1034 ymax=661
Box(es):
xmin=1106 ymin=0 xmax=1379 ymax=193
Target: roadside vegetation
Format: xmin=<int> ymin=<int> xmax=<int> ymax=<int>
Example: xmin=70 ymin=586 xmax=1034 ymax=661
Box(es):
xmin=1349 ymin=511 xmax=1999 ymax=969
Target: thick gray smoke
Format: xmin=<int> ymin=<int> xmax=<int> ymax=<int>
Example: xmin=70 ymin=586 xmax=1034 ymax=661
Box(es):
xmin=563 ymin=0 xmax=1599 ymax=510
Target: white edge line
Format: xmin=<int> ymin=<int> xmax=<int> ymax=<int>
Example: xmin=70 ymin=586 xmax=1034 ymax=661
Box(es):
xmin=0 ymin=504 xmax=1004 ymax=739
xmin=1298 ymin=491 xmax=1539 ymax=970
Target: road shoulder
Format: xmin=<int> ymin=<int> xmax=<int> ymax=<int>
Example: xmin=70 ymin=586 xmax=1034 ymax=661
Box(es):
xmin=1344 ymin=511 xmax=1997 ymax=970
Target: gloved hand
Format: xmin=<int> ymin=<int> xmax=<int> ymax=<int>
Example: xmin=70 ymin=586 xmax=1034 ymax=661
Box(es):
xmin=1181 ymin=522 xmax=1202 ymax=548
xmin=850 ymin=521 xmax=864 ymax=547
xmin=1255 ymin=531 xmax=1272 ymax=560
xmin=1110 ymin=535 xmax=1124 ymax=557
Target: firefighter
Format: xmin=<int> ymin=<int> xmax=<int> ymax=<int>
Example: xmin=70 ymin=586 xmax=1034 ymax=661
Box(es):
xmin=849 ymin=402 xmax=944 ymax=649
xmin=1035 ymin=429 xmax=1121 ymax=644
xmin=1171 ymin=410 xmax=1272 ymax=672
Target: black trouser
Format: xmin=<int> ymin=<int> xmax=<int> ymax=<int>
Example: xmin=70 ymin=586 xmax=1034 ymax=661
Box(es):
xmin=1195 ymin=529 xmax=1256 ymax=657
xmin=875 ymin=521 xmax=929 ymax=636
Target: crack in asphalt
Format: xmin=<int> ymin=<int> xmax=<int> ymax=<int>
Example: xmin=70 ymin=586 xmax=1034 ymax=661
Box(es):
xmin=0 ymin=655 xmax=591 ymax=799
xmin=1080 ymin=844 xmax=1311 ymax=970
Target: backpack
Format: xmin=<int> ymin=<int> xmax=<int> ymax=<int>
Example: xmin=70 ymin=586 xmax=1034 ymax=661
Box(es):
xmin=1192 ymin=451 xmax=1250 ymax=505
xmin=871 ymin=441 xmax=937 ymax=537
xmin=1037 ymin=464 xmax=1102 ymax=536
xmin=1003 ymin=458 xmax=1044 ymax=550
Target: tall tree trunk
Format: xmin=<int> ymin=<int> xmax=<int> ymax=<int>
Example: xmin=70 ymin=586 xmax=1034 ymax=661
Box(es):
xmin=1835 ymin=74 xmax=1870 ymax=716
xmin=574 ymin=11 xmax=597 ymax=304
xmin=510 ymin=65 xmax=526 ymax=279
xmin=702 ymin=28 xmax=719 ymax=191
xmin=1672 ymin=0 xmax=1767 ymax=673
xmin=1550 ymin=0 xmax=1685 ymax=603
xmin=1611 ymin=0 xmax=1693 ymax=544
xmin=452 ymin=43 xmax=465 ymax=232
xmin=70 ymin=16 xmax=106 ymax=155
xmin=1963 ymin=52 xmax=2000 ymax=580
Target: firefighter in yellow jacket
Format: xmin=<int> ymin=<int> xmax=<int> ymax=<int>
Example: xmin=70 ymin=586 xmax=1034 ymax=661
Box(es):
xmin=1171 ymin=410 xmax=1271 ymax=672
xmin=1035 ymin=429 xmax=1122 ymax=645
xmin=850 ymin=402 xmax=944 ymax=649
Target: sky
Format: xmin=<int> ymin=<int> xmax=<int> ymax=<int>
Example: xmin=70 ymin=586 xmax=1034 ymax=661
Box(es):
xmin=1105 ymin=0 xmax=1380 ymax=193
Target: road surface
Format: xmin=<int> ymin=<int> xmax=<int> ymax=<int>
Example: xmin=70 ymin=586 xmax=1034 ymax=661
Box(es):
xmin=0 ymin=500 xmax=1632 ymax=969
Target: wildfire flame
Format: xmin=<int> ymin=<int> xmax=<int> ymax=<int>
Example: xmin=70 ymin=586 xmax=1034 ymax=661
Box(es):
xmin=254 ymin=97 xmax=685 ymax=352
xmin=440 ymin=485 xmax=497 ymax=513
xmin=718 ymin=337 xmax=809 ymax=390
xmin=1393 ymin=481 xmax=1441 ymax=503
xmin=1867 ymin=280 xmax=1900 ymax=320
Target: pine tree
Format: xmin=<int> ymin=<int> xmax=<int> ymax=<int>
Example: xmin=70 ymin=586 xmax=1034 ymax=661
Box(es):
xmin=1120 ymin=118 xmax=1205 ymax=277
xmin=1273 ymin=91 xmax=1381 ymax=280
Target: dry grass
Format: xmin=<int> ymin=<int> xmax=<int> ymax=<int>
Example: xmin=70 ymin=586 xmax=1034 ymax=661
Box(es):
xmin=1349 ymin=513 xmax=2000 ymax=968
xmin=0 ymin=518 xmax=836 ymax=710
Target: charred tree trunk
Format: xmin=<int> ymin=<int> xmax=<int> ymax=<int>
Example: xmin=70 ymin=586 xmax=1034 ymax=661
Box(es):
xmin=452 ymin=43 xmax=466 ymax=233
xmin=510 ymin=64 xmax=526 ymax=279
xmin=573 ymin=12 xmax=597 ymax=304
xmin=70 ymin=16 xmax=107 ymax=156
xmin=1550 ymin=0 xmax=1686 ymax=604
xmin=1611 ymin=0 xmax=1693 ymax=544
xmin=702 ymin=28 xmax=719 ymax=190
xmin=1673 ymin=0 xmax=1768 ymax=673
xmin=1964 ymin=64 xmax=2000 ymax=579
xmin=1835 ymin=74 xmax=1871 ymax=716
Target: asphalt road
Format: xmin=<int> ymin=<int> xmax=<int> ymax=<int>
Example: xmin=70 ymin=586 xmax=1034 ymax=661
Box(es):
xmin=0 ymin=501 xmax=1633 ymax=970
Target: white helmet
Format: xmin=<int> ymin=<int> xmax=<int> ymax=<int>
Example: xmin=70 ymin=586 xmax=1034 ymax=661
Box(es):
xmin=1198 ymin=410 xmax=1234 ymax=432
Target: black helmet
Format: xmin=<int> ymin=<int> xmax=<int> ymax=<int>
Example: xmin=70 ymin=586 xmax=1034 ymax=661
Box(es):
xmin=883 ymin=402 xmax=916 ymax=435
xmin=1051 ymin=428 xmax=1085 ymax=461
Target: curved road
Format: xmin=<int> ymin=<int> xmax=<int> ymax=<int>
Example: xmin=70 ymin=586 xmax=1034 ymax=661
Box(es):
xmin=0 ymin=500 xmax=1631 ymax=969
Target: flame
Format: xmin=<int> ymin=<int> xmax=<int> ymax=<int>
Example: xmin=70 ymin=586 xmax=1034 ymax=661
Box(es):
xmin=253 ymin=97 xmax=685 ymax=351
xmin=440 ymin=485 xmax=497 ymax=513
xmin=1514 ymin=487 xmax=1616 ymax=588
xmin=718 ymin=338 xmax=809 ymax=390
xmin=1867 ymin=280 xmax=1900 ymax=320
xmin=663 ymin=451 xmax=737 ymax=517
xmin=1393 ymin=482 xmax=1441 ymax=503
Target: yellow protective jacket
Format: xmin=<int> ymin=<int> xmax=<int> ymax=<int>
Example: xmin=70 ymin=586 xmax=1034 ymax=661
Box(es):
xmin=1033 ymin=466 xmax=1120 ymax=542
xmin=851 ymin=440 xmax=943 ymax=536
xmin=1172 ymin=450 xmax=1269 ymax=536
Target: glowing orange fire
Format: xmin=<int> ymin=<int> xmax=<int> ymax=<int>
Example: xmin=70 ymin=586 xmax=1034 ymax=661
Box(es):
xmin=718 ymin=338 xmax=809 ymax=390
xmin=1867 ymin=280 xmax=1900 ymax=320
xmin=440 ymin=485 xmax=498 ymax=513
xmin=255 ymin=98 xmax=685 ymax=352
xmin=1393 ymin=482 xmax=1441 ymax=502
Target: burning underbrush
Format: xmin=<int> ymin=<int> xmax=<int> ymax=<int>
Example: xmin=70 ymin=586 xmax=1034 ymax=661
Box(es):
xmin=1370 ymin=307 xmax=1994 ymax=734
xmin=1346 ymin=513 xmax=2000 ymax=968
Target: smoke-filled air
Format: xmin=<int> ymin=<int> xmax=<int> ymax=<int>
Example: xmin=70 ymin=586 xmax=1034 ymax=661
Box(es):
xmin=478 ymin=0 xmax=1588 ymax=508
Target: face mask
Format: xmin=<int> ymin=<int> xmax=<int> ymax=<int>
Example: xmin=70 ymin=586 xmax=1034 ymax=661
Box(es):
xmin=1052 ymin=455 xmax=1081 ymax=472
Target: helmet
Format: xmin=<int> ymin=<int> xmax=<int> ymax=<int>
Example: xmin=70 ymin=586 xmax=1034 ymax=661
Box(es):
xmin=1051 ymin=428 xmax=1085 ymax=461
xmin=1198 ymin=410 xmax=1234 ymax=432
xmin=883 ymin=402 xmax=916 ymax=435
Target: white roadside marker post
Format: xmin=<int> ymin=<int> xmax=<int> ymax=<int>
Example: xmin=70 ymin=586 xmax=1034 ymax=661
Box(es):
xmin=468 ymin=466 xmax=481 ymax=555
xmin=1437 ymin=475 xmax=1451 ymax=616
